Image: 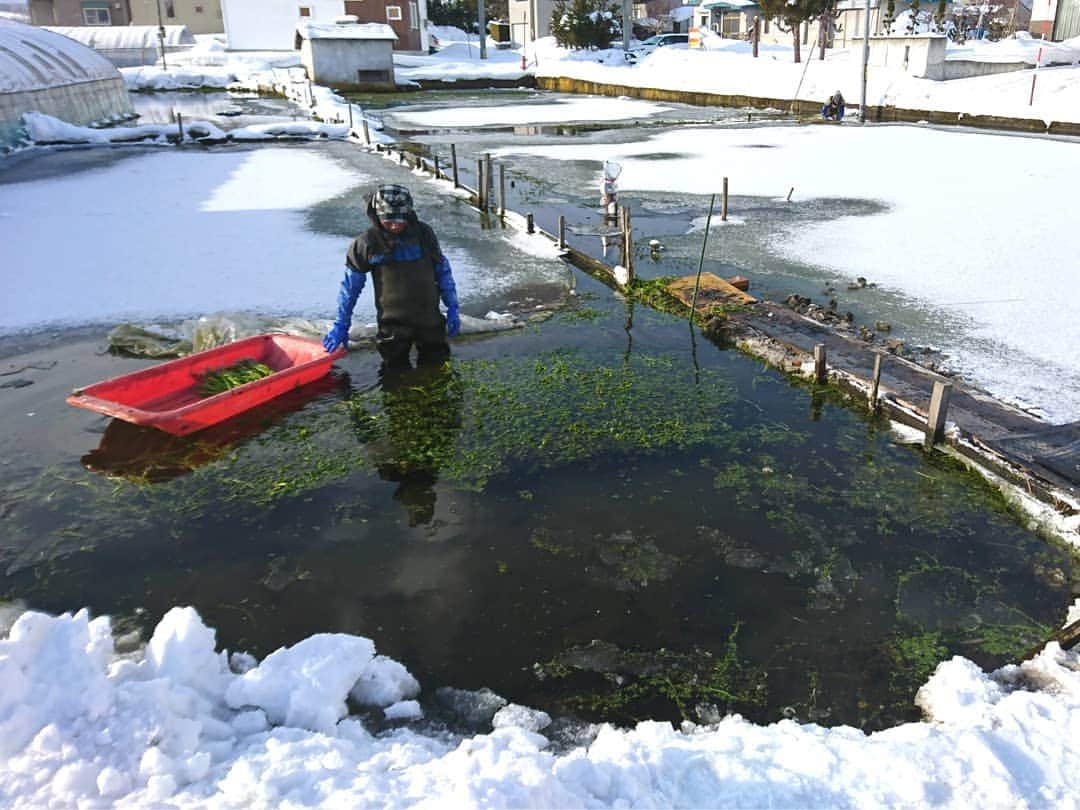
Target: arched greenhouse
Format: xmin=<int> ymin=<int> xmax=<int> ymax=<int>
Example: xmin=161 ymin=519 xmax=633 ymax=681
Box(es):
xmin=0 ymin=20 xmax=133 ymax=150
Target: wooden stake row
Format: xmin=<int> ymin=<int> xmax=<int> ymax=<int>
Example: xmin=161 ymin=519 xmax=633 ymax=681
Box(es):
xmin=813 ymin=343 xmax=954 ymax=450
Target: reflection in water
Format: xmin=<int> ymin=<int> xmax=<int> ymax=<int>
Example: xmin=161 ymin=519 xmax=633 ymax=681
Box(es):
xmin=81 ymin=373 xmax=344 ymax=483
xmin=360 ymin=361 xmax=463 ymax=526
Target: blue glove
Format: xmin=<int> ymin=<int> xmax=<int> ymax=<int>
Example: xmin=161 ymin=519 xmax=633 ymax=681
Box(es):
xmin=433 ymin=255 xmax=460 ymax=338
xmin=323 ymin=268 xmax=366 ymax=352
xmin=323 ymin=321 xmax=349 ymax=352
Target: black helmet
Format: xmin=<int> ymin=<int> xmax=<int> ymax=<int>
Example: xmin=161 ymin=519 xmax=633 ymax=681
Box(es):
xmin=371 ymin=184 xmax=413 ymax=223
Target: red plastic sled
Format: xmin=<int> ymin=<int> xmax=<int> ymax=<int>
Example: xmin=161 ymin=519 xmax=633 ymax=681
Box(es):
xmin=67 ymin=334 xmax=344 ymax=436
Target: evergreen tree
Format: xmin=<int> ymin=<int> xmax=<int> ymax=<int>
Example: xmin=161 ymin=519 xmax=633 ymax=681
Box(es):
xmin=883 ymin=0 xmax=896 ymax=34
xmin=906 ymin=0 xmax=921 ymax=33
xmin=758 ymin=0 xmax=830 ymax=63
xmin=550 ymin=0 xmax=621 ymax=50
xmin=428 ymin=0 xmax=479 ymax=33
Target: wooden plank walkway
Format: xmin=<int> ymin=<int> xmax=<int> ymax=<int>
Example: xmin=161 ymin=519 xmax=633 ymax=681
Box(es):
xmin=732 ymin=299 xmax=1080 ymax=504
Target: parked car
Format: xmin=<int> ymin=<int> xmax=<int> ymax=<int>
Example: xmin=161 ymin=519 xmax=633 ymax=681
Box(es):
xmin=626 ymin=33 xmax=689 ymax=63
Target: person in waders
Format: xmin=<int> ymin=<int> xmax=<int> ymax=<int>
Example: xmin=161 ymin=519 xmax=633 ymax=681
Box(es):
xmin=822 ymin=90 xmax=845 ymax=122
xmin=322 ymin=184 xmax=461 ymax=369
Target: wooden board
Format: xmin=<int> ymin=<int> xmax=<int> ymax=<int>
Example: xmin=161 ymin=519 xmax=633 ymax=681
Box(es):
xmin=666 ymin=273 xmax=756 ymax=315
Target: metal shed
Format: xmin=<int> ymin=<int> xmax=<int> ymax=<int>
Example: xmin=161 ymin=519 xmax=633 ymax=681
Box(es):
xmin=0 ymin=20 xmax=133 ymax=150
xmin=43 ymin=24 xmax=196 ymax=67
xmin=1055 ymin=0 xmax=1080 ymax=39
xmin=295 ymin=18 xmax=397 ymax=90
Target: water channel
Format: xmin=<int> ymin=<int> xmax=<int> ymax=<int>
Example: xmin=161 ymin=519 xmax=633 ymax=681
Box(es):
xmin=0 ymin=90 xmax=1075 ymax=734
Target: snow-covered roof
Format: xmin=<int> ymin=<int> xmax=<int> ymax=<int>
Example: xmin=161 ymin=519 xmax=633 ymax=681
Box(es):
xmin=296 ymin=21 xmax=398 ymax=41
xmin=0 ymin=20 xmax=119 ymax=94
xmin=44 ymin=25 xmax=196 ymax=50
xmin=700 ymin=0 xmax=758 ymax=10
xmin=670 ymin=6 xmax=698 ymax=19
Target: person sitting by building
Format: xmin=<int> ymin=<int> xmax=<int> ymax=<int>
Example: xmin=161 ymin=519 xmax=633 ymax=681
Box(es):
xmin=323 ymin=184 xmax=460 ymax=369
xmin=822 ymin=91 xmax=846 ymax=121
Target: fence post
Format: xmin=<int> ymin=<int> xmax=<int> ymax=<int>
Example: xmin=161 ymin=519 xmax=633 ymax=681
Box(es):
xmin=558 ymin=214 xmax=566 ymax=249
xmin=476 ymin=159 xmax=485 ymax=209
xmin=526 ymin=213 xmax=534 ymax=234
xmin=347 ymin=103 xmax=353 ymax=132
xmin=484 ymin=153 xmax=493 ymax=212
xmin=433 ymin=155 xmax=440 ymax=179
xmin=621 ymin=206 xmax=634 ymax=283
xmin=362 ymin=118 xmax=370 ymax=145
xmin=499 ymin=164 xmax=506 ymax=218
xmin=721 ymin=176 xmax=729 ymax=221
xmin=176 ymin=112 xmax=183 ymax=144
xmin=869 ymin=352 xmax=882 ymax=411
xmin=924 ymin=380 xmax=952 ymax=449
xmin=451 ymin=144 xmax=459 ymax=188
xmin=814 ymin=343 xmax=827 ymax=384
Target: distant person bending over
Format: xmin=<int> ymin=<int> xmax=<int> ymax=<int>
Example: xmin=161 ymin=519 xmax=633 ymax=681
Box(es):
xmin=822 ymin=91 xmax=845 ymax=122
xmin=323 ymin=184 xmax=461 ymax=369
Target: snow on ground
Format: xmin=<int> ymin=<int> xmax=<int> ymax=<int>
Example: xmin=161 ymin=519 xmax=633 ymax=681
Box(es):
xmin=529 ymin=35 xmax=1080 ymax=125
xmin=18 ymin=111 xmax=349 ymax=146
xmin=0 ymin=149 xmax=363 ymax=331
xmin=0 ymin=604 xmax=1078 ymax=808
xmin=387 ymin=96 xmax=670 ymax=128
xmin=0 ymin=145 xmax=562 ymax=337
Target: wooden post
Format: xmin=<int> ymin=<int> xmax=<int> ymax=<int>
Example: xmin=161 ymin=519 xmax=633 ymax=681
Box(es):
xmin=347 ymin=103 xmax=353 ymax=132
xmin=499 ymin=164 xmax=506 ymax=218
xmin=721 ymin=177 xmax=728 ymax=222
xmin=451 ymin=144 xmax=459 ymax=188
xmin=814 ymin=343 xmax=827 ymax=384
xmin=176 ymin=113 xmax=183 ymax=143
xmin=484 ymin=153 xmax=493 ymax=212
xmin=924 ymin=380 xmax=953 ymax=449
xmin=476 ymin=159 xmax=485 ymax=209
xmin=621 ymin=206 xmax=634 ymax=283
xmin=526 ymin=213 xmax=534 ymax=234
xmin=869 ymin=352 xmax=882 ymax=411
xmin=558 ymin=214 xmax=566 ymax=249
xmin=362 ymin=118 xmax=370 ymax=145
xmin=433 ymin=155 xmax=440 ymax=179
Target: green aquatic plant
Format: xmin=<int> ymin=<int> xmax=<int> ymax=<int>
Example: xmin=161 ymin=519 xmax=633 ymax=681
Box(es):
xmin=345 ymin=349 xmax=736 ymax=491
xmin=535 ymin=626 xmax=766 ymax=723
xmin=885 ymin=630 xmax=949 ymax=699
xmin=197 ymin=360 xmax=274 ymax=397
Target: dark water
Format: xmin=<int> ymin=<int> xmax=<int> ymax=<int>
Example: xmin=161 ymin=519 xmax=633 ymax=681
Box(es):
xmin=1 ymin=282 xmax=1073 ymax=732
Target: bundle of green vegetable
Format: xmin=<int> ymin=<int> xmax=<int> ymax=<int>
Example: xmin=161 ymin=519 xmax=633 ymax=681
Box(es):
xmin=197 ymin=360 xmax=275 ymax=397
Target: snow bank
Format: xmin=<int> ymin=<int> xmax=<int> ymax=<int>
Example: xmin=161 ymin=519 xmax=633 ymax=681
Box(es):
xmin=19 ymin=111 xmax=346 ymax=145
xmin=1 ymin=605 xmax=1079 ymax=808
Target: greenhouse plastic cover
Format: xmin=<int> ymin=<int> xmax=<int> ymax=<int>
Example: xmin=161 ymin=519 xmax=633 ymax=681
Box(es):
xmin=0 ymin=20 xmax=119 ymax=93
xmin=44 ymin=24 xmax=196 ymax=50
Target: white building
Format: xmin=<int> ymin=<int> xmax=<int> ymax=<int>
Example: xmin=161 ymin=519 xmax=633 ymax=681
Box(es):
xmin=295 ymin=19 xmax=397 ymax=89
xmin=222 ymin=0 xmax=428 ymax=52
xmin=509 ymin=0 xmax=556 ymax=42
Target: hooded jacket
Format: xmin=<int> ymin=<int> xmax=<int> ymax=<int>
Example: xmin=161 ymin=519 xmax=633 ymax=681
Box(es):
xmin=345 ymin=200 xmax=446 ymax=329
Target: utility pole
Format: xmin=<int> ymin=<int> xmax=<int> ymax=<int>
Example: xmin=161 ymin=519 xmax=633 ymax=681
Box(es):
xmin=622 ymin=0 xmax=631 ymax=51
xmin=859 ymin=0 xmax=870 ymax=122
xmin=478 ymin=0 xmax=487 ymax=59
xmin=155 ymin=0 xmax=167 ymax=70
